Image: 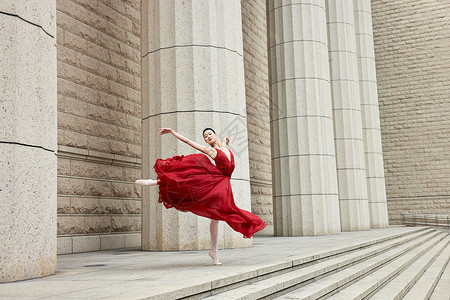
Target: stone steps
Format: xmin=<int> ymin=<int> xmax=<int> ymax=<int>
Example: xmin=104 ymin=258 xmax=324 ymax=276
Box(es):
xmin=151 ymin=227 xmax=429 ymax=299
xmin=202 ymin=228 xmax=437 ymax=300
xmin=429 ymin=247 xmax=450 ymax=300
xmin=328 ymin=233 xmax=448 ymax=300
xmin=277 ymin=230 xmax=446 ymax=300
xmin=152 ymin=227 xmax=449 ymax=300
xmin=370 ymin=236 xmax=449 ymax=300
xmin=402 ymin=242 xmax=449 ymax=300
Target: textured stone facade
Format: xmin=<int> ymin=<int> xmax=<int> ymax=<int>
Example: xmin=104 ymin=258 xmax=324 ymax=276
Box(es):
xmin=371 ymin=0 xmax=450 ymax=224
xmin=241 ymin=0 xmax=273 ymax=235
xmin=0 ymin=0 xmax=57 ymax=282
xmin=268 ymin=0 xmax=342 ymax=236
xmin=327 ymin=1 xmax=371 ymax=231
xmin=141 ymin=0 xmax=253 ymax=251
xmin=3 ymin=1 xmax=447 ymax=271
xmin=353 ymin=0 xmax=389 ymax=228
xmin=56 ymin=0 xmax=142 ymax=253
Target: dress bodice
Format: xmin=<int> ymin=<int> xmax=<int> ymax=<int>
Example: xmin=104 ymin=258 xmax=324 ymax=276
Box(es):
xmin=214 ymin=148 xmax=235 ymax=177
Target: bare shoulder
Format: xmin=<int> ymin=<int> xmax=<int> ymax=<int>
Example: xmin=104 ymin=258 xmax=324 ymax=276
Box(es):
xmin=204 ymin=146 xmax=218 ymax=159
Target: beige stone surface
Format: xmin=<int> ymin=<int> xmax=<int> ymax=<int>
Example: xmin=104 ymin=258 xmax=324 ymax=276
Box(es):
xmin=269 ymin=0 xmax=341 ymax=236
xmin=372 ymin=0 xmax=450 ymax=223
xmin=0 ymin=19 xmax=56 ymax=150
xmin=125 ymin=233 xmax=141 ymax=248
xmin=0 ymin=145 xmax=57 ymax=282
xmin=241 ymin=0 xmax=274 ymax=235
xmin=57 ymin=236 xmax=73 ymax=254
xmin=100 ymin=234 xmax=126 ymax=250
xmin=72 ymin=235 xmax=101 ymax=253
xmin=327 ymin=0 xmax=371 ymax=231
xmin=57 ymin=233 xmax=141 ymax=254
xmin=353 ymin=0 xmax=389 ymax=228
xmin=1 ymin=0 xmax=56 ymax=36
xmin=387 ymin=197 xmax=450 ymax=225
xmin=0 ymin=0 xmax=57 ymax=282
xmin=141 ymin=0 xmax=253 ymax=250
xmin=55 ymin=0 xmax=142 ymax=253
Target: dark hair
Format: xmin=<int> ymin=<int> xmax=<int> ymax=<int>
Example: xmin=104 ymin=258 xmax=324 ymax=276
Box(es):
xmin=202 ymin=128 xmax=216 ymax=137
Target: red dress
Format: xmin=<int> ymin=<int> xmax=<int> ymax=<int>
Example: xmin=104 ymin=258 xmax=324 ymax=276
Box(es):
xmin=154 ymin=148 xmax=266 ymax=238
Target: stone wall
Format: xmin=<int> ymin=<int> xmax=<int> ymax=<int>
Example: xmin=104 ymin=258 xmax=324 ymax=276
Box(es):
xmin=241 ymin=0 xmax=273 ymax=235
xmin=371 ymin=0 xmax=450 ymax=224
xmin=0 ymin=0 xmax=57 ymax=282
xmin=56 ymin=0 xmax=142 ymax=253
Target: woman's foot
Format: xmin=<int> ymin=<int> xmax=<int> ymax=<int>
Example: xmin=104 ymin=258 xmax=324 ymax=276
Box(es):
xmin=209 ymin=251 xmax=222 ymax=266
xmin=135 ymin=179 xmax=158 ymax=186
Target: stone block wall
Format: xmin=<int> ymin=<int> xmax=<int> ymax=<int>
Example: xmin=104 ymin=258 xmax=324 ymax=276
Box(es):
xmin=371 ymin=0 xmax=450 ymax=224
xmin=241 ymin=0 xmax=273 ymax=235
xmin=56 ymin=0 xmax=142 ymax=253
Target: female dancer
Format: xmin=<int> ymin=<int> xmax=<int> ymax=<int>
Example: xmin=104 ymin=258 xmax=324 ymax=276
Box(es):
xmin=136 ymin=128 xmax=266 ymax=265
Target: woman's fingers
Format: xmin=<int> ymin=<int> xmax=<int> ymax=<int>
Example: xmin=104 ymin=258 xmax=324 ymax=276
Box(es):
xmin=158 ymin=128 xmax=172 ymax=135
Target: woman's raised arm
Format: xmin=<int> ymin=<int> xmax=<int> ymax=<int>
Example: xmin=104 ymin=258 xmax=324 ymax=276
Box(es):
xmin=221 ymin=136 xmax=229 ymax=147
xmin=158 ymin=128 xmax=216 ymax=157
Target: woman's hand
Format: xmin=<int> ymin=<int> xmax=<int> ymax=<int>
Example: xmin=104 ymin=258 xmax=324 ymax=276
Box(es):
xmin=158 ymin=128 xmax=174 ymax=135
xmin=222 ymin=136 xmax=229 ymax=146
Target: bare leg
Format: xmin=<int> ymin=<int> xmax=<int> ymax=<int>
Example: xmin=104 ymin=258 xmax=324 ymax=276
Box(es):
xmin=135 ymin=178 xmax=158 ymax=186
xmin=209 ymin=219 xmax=222 ymax=265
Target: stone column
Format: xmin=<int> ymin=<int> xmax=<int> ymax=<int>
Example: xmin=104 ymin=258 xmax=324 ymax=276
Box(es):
xmin=326 ymin=1 xmax=371 ymax=231
xmin=353 ymin=0 xmax=389 ymax=228
xmin=0 ymin=1 xmax=57 ymax=282
xmin=141 ymin=0 xmax=252 ymax=250
xmin=268 ymin=0 xmax=341 ymax=236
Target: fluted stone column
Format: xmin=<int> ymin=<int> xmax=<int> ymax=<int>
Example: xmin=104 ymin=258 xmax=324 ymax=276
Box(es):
xmin=326 ymin=1 xmax=371 ymax=231
xmin=353 ymin=0 xmax=389 ymax=228
xmin=0 ymin=1 xmax=57 ymax=282
xmin=268 ymin=0 xmax=341 ymax=236
xmin=141 ymin=0 xmax=252 ymax=250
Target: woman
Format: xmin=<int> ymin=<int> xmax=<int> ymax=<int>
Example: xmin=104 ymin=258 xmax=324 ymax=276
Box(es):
xmin=136 ymin=127 xmax=266 ymax=265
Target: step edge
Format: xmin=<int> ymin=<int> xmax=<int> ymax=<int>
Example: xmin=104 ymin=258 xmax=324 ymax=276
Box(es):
xmin=372 ymin=237 xmax=450 ymax=300
xmin=203 ymin=230 xmax=439 ymax=299
xmin=360 ymin=233 xmax=447 ymax=300
xmin=297 ymin=231 xmax=445 ymax=300
xmin=217 ymin=231 xmax=443 ymax=300
xmin=150 ymin=228 xmax=433 ymax=300
xmin=210 ymin=228 xmax=432 ymax=290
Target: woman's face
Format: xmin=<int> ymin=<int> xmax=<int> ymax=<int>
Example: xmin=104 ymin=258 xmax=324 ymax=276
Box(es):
xmin=203 ymin=130 xmax=217 ymax=145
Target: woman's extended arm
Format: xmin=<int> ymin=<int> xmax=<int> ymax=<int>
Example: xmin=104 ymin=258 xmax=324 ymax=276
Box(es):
xmin=158 ymin=128 xmax=216 ymax=157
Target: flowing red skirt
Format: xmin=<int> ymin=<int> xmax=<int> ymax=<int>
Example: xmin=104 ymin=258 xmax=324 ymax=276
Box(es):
xmin=154 ymin=154 xmax=266 ymax=238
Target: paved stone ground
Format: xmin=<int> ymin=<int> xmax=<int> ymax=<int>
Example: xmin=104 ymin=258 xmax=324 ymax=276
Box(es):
xmin=0 ymin=226 xmax=445 ymax=299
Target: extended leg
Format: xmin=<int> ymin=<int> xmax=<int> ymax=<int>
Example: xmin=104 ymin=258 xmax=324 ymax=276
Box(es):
xmin=135 ymin=178 xmax=158 ymax=186
xmin=209 ymin=219 xmax=222 ymax=265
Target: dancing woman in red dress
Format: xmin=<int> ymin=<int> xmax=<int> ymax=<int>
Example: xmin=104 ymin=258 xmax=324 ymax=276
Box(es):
xmin=136 ymin=128 xmax=266 ymax=265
